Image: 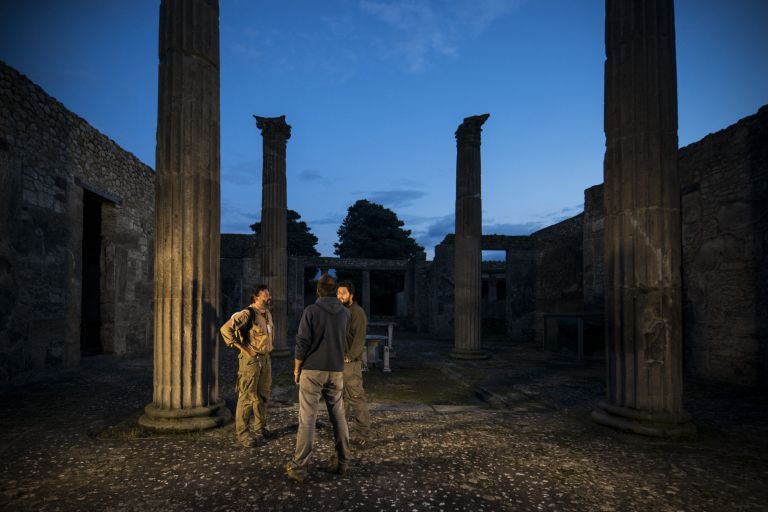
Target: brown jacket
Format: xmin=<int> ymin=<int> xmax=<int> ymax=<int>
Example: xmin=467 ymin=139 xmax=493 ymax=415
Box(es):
xmin=220 ymin=305 xmax=274 ymax=355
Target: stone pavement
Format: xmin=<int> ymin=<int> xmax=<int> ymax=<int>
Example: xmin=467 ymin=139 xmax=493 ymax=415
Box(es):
xmin=1 ymin=333 xmax=766 ymax=511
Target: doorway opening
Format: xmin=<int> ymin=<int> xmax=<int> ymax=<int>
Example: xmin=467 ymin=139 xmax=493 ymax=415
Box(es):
xmin=80 ymin=190 xmax=103 ymax=355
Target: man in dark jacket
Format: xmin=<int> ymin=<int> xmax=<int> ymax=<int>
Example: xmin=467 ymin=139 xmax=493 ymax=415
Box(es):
xmin=286 ymin=274 xmax=351 ymax=482
xmin=337 ymin=280 xmax=372 ymax=446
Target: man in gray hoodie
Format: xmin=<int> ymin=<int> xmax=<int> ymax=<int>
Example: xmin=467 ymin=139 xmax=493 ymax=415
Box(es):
xmin=286 ymin=274 xmax=351 ymax=482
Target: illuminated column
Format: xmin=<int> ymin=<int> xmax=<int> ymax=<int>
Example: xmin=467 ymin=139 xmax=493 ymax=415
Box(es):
xmin=592 ymin=0 xmax=694 ymax=436
xmin=255 ymin=115 xmax=291 ymax=357
xmin=140 ymin=0 xmax=229 ymax=430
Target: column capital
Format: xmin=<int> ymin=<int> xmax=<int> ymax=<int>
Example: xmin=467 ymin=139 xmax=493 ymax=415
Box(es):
xmin=455 ymin=113 xmax=490 ymax=145
xmin=255 ymin=115 xmax=291 ymax=142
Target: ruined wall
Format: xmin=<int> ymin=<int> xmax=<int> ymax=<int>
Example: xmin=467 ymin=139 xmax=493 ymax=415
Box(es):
xmin=403 ymin=258 xmax=430 ymax=333
xmin=220 ymin=234 xmax=260 ymax=322
xmin=0 ymin=61 xmax=154 ymax=383
xmin=505 ymin=238 xmax=536 ymax=341
xmin=582 ymin=185 xmax=605 ymax=313
xmin=679 ymin=106 xmax=768 ymax=386
xmin=428 ymin=236 xmax=455 ymax=339
xmin=530 ymin=214 xmax=584 ymax=343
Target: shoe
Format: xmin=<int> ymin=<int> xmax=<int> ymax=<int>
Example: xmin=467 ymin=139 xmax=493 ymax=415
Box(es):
xmin=285 ymin=462 xmax=306 ymax=483
xmin=351 ymin=436 xmax=368 ymax=449
xmin=325 ymin=455 xmax=348 ymax=476
xmin=240 ymin=436 xmax=267 ymax=448
xmin=261 ymin=427 xmax=273 ymax=439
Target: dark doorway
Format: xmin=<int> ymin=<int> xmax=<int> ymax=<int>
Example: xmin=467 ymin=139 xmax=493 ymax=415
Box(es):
xmin=81 ymin=190 xmax=103 ymax=355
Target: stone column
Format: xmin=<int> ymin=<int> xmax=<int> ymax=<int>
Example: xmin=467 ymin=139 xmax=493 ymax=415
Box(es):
xmin=451 ymin=114 xmax=489 ymax=360
xmin=362 ymin=270 xmax=371 ymax=316
xmin=140 ymin=0 xmax=229 ymax=431
xmin=592 ymin=0 xmax=693 ymax=436
xmin=255 ymin=115 xmax=291 ymax=357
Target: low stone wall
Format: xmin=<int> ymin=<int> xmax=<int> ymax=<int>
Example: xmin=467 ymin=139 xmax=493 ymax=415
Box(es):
xmin=0 ymin=61 xmax=154 ymax=384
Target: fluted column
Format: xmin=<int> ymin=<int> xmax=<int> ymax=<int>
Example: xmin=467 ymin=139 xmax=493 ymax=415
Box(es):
xmin=451 ymin=114 xmax=489 ymax=360
xmin=255 ymin=115 xmax=291 ymax=357
xmin=140 ymin=0 xmax=229 ymax=431
xmin=592 ymin=0 xmax=693 ymax=436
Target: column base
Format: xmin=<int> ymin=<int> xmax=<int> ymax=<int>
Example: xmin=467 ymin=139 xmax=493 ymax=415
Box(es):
xmin=139 ymin=400 xmax=231 ymax=432
xmin=592 ymin=400 xmax=695 ymax=437
xmin=449 ymin=348 xmax=490 ymax=360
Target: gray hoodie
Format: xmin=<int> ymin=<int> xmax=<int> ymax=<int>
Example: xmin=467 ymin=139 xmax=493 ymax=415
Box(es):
xmin=295 ymin=296 xmax=351 ymax=372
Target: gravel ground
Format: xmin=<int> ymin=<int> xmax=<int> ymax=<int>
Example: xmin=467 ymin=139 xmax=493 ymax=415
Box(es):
xmin=1 ymin=333 xmax=766 ymax=511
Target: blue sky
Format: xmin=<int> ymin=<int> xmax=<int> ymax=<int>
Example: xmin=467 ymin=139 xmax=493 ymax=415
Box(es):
xmin=2 ymin=0 xmax=767 ymax=258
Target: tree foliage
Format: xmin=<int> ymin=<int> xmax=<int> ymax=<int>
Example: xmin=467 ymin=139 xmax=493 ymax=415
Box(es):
xmin=334 ymin=200 xmax=425 ymax=260
xmin=251 ymin=209 xmax=319 ymax=257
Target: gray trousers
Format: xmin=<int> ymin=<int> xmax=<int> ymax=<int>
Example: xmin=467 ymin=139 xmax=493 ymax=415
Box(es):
xmin=343 ymin=360 xmax=371 ymax=438
xmin=289 ymin=369 xmax=351 ymax=474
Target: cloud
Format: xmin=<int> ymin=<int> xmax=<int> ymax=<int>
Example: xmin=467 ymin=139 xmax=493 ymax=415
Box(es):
xmin=221 ymin=161 xmax=259 ymax=183
xmin=298 ymin=169 xmax=323 ymax=182
xmin=413 ymin=201 xmax=585 ymax=257
xmin=307 ymin=214 xmax=345 ymax=226
xmin=363 ymin=189 xmax=428 ymax=208
xmin=220 ymin=204 xmax=259 ymax=234
xmin=482 ymin=221 xmax=541 ymax=236
xmin=359 ymin=0 xmax=525 ymax=72
xmin=228 ymin=41 xmax=261 ymax=60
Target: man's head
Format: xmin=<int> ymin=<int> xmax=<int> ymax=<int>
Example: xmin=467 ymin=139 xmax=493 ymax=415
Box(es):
xmin=316 ymin=274 xmax=338 ymax=298
xmin=251 ymin=284 xmax=271 ymax=308
xmin=337 ymin=281 xmax=355 ymax=307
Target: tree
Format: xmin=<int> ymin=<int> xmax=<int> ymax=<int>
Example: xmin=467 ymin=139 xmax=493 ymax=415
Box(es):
xmin=251 ymin=209 xmax=319 ymax=257
xmin=334 ymin=199 xmax=424 ymax=260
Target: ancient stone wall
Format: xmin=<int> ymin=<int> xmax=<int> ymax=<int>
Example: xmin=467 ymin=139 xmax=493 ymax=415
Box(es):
xmin=582 ymin=185 xmax=605 ymax=314
xmin=0 ymin=61 xmax=154 ymax=384
xmin=220 ymin=234 xmax=261 ymax=322
xmin=505 ymin=238 xmax=536 ymax=341
xmin=530 ymin=215 xmax=584 ymax=344
xmin=428 ymin=236 xmax=455 ymax=339
xmin=679 ymin=106 xmax=767 ymax=386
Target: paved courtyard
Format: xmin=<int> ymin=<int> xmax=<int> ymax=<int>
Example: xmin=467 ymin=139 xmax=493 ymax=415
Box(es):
xmin=1 ymin=333 xmax=766 ymax=511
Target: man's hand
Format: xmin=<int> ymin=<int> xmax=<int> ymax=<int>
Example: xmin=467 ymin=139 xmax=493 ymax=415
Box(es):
xmin=293 ymin=358 xmax=303 ymax=385
xmin=233 ymin=342 xmax=258 ymax=358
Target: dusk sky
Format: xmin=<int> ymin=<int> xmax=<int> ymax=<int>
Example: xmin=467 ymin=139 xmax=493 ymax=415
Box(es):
xmin=2 ymin=0 xmax=766 ymax=258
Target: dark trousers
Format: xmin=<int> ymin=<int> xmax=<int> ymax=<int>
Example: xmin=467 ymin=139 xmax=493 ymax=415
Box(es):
xmin=343 ymin=360 xmax=371 ymax=438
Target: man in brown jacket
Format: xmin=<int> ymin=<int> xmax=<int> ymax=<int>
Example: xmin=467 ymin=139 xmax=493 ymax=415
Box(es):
xmin=220 ymin=284 xmax=274 ymax=447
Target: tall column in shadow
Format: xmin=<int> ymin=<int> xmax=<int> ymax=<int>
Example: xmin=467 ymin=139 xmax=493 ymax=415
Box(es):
xmin=255 ymin=115 xmax=291 ymax=357
xmin=140 ymin=0 xmax=229 ymax=430
xmin=451 ymin=114 xmax=489 ymax=360
xmin=592 ymin=0 xmax=694 ymax=436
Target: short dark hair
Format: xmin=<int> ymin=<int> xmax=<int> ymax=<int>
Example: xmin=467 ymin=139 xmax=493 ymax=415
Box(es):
xmin=251 ymin=284 xmax=269 ymax=303
xmin=337 ymin=280 xmax=355 ymax=296
xmin=316 ymin=274 xmax=337 ymax=297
